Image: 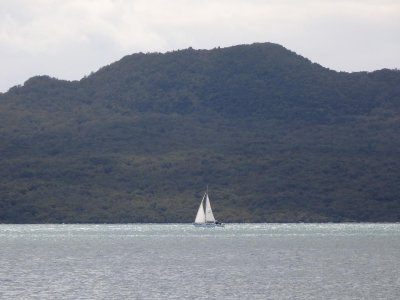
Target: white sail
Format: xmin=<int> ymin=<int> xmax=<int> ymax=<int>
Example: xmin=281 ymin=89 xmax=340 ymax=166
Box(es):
xmin=194 ymin=197 xmax=206 ymax=224
xmin=205 ymin=194 xmax=216 ymax=223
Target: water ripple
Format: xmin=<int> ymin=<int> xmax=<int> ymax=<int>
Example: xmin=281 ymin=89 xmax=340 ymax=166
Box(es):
xmin=1 ymin=224 xmax=399 ymax=299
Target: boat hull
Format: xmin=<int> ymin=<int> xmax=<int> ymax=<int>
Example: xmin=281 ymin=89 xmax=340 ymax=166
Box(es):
xmin=193 ymin=223 xmax=225 ymax=228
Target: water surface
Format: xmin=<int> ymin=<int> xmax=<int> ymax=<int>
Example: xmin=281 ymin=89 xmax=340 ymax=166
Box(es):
xmin=1 ymin=224 xmax=399 ymax=299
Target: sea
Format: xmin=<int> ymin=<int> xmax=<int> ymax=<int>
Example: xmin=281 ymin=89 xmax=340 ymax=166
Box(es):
xmin=0 ymin=223 xmax=399 ymax=299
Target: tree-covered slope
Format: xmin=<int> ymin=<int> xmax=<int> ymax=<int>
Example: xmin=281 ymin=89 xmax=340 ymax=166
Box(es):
xmin=0 ymin=42 xmax=399 ymax=223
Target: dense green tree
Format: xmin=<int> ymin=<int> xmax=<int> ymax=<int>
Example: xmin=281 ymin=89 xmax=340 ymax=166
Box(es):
xmin=0 ymin=42 xmax=399 ymax=223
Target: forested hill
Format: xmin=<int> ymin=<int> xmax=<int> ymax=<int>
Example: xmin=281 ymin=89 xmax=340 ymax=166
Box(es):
xmin=1 ymin=42 xmax=400 ymax=223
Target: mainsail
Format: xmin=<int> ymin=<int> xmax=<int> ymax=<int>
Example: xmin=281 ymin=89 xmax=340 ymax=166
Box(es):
xmin=194 ymin=195 xmax=206 ymax=224
xmin=205 ymin=194 xmax=216 ymax=223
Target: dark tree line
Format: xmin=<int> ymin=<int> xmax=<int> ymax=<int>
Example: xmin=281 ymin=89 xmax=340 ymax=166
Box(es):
xmin=0 ymin=42 xmax=399 ymax=223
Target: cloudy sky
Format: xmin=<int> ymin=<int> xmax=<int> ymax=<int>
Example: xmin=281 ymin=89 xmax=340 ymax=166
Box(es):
xmin=1 ymin=0 xmax=399 ymax=92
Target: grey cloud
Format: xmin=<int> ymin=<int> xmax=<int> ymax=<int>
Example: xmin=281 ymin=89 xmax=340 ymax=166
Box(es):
xmin=1 ymin=0 xmax=399 ymax=92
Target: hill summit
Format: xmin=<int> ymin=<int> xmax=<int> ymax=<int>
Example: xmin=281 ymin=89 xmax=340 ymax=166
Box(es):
xmin=1 ymin=42 xmax=400 ymax=223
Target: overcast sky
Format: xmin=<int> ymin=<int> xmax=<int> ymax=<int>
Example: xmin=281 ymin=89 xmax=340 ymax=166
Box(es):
xmin=1 ymin=0 xmax=399 ymax=92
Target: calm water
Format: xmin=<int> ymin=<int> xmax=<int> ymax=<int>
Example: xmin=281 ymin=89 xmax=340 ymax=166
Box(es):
xmin=0 ymin=224 xmax=399 ymax=299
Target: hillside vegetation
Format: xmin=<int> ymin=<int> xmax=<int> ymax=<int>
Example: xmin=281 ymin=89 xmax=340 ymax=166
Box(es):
xmin=1 ymin=43 xmax=399 ymax=223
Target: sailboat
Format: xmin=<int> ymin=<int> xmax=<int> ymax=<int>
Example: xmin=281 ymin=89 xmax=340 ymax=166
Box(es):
xmin=193 ymin=188 xmax=224 ymax=227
